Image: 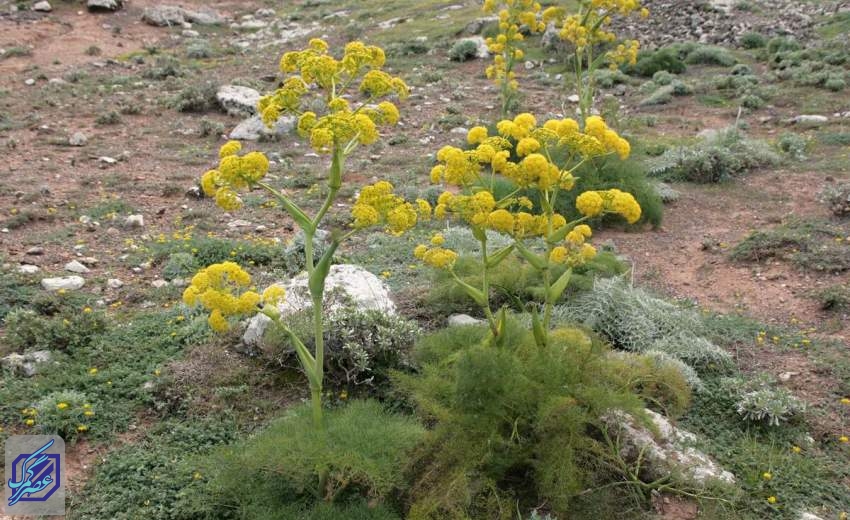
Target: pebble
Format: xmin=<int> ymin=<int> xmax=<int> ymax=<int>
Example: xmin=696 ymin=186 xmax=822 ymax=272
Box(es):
xmin=17 ymin=264 xmax=40 ymax=274
xmin=26 ymin=247 xmax=45 ymax=255
xmin=25 ymin=79 xmax=35 ymax=86
xmin=124 ymin=214 xmax=144 ymax=228
xmin=107 ymin=278 xmax=124 ymax=289
xmin=151 ymin=279 xmax=169 ymax=289
xmin=69 ymin=132 xmax=87 ymax=146
xmin=32 ymin=1 xmax=52 ymax=12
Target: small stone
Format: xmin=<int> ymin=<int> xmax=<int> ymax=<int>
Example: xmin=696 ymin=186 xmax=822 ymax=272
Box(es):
xmin=567 ymin=94 xmax=580 ymax=103
xmin=171 ymin=277 xmax=188 ymax=287
xmin=79 ymin=257 xmax=99 ymax=266
xmin=448 ymin=314 xmax=484 ymax=326
xmin=41 ymin=275 xmax=85 ymax=291
xmin=185 ymin=186 xmax=203 ymax=199
xmin=151 ymin=279 xmax=169 ymax=289
xmin=17 ymin=264 xmax=40 ymax=274
xmin=227 ymin=219 xmax=252 ymax=228
xmin=107 ymin=278 xmax=124 ymax=289
xmin=65 ymin=260 xmax=90 ymax=274
xmin=69 ymin=132 xmax=87 ymax=146
xmin=32 ymin=1 xmax=52 ymax=12
xmin=26 ymin=246 xmax=45 ymax=255
xmin=99 ymin=156 xmax=117 ymax=165
xmin=25 ymin=79 xmax=36 ymax=86
xmin=124 ymin=214 xmax=144 ymax=228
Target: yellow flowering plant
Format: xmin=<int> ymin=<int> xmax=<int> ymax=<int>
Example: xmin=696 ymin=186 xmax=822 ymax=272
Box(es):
xmin=418 ymin=112 xmax=640 ymax=346
xmin=542 ymin=0 xmax=648 ymax=120
xmin=482 ymin=0 xmax=547 ymax=118
xmin=188 ymin=39 xmax=425 ymax=449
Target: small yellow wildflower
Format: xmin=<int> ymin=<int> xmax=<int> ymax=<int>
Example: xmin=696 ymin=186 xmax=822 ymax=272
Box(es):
xmin=56 ymin=402 xmax=69 ymax=410
xmin=88 ymin=367 xmax=98 ymax=375
xmin=762 ymin=472 xmax=772 ymax=480
xmin=77 ymin=425 xmax=89 ymax=432
xmin=767 ymin=496 xmax=777 ymax=504
xmin=840 ymin=435 xmax=849 ymax=443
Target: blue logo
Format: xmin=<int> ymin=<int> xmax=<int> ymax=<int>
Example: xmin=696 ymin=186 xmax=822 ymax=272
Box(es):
xmin=7 ymin=439 xmax=61 ymax=506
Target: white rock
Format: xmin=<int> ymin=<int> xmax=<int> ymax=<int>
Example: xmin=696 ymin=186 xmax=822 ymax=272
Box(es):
xmin=41 ymin=276 xmax=85 ymax=291
xmin=124 ymin=214 xmax=144 ymax=228
xmin=448 ymin=314 xmax=484 ymax=326
xmin=227 ymin=219 xmax=253 ymax=228
xmin=32 ymin=1 xmax=52 ymax=12
xmin=567 ymin=94 xmax=580 ymax=103
xmin=216 ymin=85 xmax=261 ymax=116
xmin=69 ymin=132 xmax=87 ymax=146
xmin=17 ymin=264 xmax=40 ymax=274
xmin=243 ymin=264 xmax=396 ymax=346
xmin=1 ymin=350 xmax=53 ymax=377
xmin=99 ymin=156 xmax=117 ymax=165
xmin=25 ymin=78 xmax=36 ymax=86
xmin=65 ymin=260 xmax=90 ymax=274
xmin=142 ymin=5 xmax=222 ymax=26
xmin=791 ymin=115 xmax=828 ymax=127
xmin=603 ymin=409 xmax=735 ymax=487
xmin=107 ymin=278 xmax=124 ymax=289
xmin=88 ymin=0 xmax=123 ymax=11
xmin=798 ymin=513 xmax=825 ymax=520
xmin=151 ymin=279 xmax=169 ymax=288
xmin=229 ymin=115 xmax=296 ymax=141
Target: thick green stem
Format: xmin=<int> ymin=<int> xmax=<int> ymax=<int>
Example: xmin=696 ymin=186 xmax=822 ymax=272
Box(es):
xmin=479 ymin=238 xmax=500 ymax=339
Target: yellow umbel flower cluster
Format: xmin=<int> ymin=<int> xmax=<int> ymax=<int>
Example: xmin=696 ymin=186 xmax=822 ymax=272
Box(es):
xmin=259 ymin=39 xmax=409 ymax=154
xmin=182 ymin=261 xmax=265 ymax=332
xmin=201 ymin=141 xmax=270 ymax=211
xmin=351 ymin=181 xmax=430 ymax=235
xmin=575 ymin=188 xmax=642 ymax=223
xmin=430 ymin=113 xmax=629 ymax=191
xmin=543 ymin=0 xmax=646 ymax=60
xmin=414 ymin=234 xmax=459 ymax=270
xmin=482 ymin=0 xmax=546 ymax=114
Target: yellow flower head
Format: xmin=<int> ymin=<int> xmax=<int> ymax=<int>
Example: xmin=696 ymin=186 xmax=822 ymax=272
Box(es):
xmin=576 ymin=191 xmax=604 ymax=217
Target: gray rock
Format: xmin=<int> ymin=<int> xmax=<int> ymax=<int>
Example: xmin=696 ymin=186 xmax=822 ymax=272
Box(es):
xmin=243 ymin=264 xmax=396 ymax=346
xmin=798 ymin=513 xmax=825 ymax=520
xmin=41 ymin=276 xmax=85 ymax=291
xmin=26 ymin=246 xmax=44 ymax=255
xmin=216 ymin=85 xmax=261 ymax=117
xmin=151 ymin=279 xmax=169 ymax=289
xmin=2 ymin=350 xmax=53 ymax=377
xmin=17 ymin=264 xmax=40 ymax=274
xmin=142 ymin=5 xmax=223 ymax=26
xmin=32 ymin=1 xmax=52 ymax=12
xmin=87 ymin=0 xmax=123 ymax=11
xmin=25 ymin=78 xmax=36 ymax=86
xmin=229 ymin=115 xmax=295 ymax=141
xmin=124 ymin=214 xmax=144 ymax=228
xmin=602 ymin=409 xmax=735 ymax=487
xmin=65 ymin=260 xmax=90 ymax=274
xmin=69 ymin=132 xmax=87 ymax=147
xmin=465 ymin=16 xmax=497 ymax=35
xmin=106 ymin=278 xmax=124 ymax=289
xmin=448 ymin=314 xmax=484 ymax=326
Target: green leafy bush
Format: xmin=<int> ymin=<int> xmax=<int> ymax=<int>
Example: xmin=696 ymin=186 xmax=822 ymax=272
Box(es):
xmin=639 ymin=84 xmax=673 ymax=106
xmin=731 ymin=218 xmax=850 ymax=272
xmin=740 ymin=32 xmax=766 ymax=49
xmin=31 ymin=390 xmax=95 ymax=443
xmin=778 ymin=132 xmax=807 ymax=160
xmin=684 ymin=45 xmax=738 ymax=67
xmin=394 ymin=320 xmax=689 ymax=518
xmin=263 ymin=305 xmax=419 ymax=396
xmin=449 ymin=40 xmax=479 ymax=62
xmin=163 ymin=252 xmax=200 ymax=280
xmin=0 ymin=272 xmax=37 ymax=321
xmin=627 ymin=47 xmax=686 ymax=77
xmin=192 ymin=401 xmax=423 ymax=516
xmin=5 ymin=308 xmax=108 ymax=353
xmin=167 ymin=81 xmax=219 ymax=113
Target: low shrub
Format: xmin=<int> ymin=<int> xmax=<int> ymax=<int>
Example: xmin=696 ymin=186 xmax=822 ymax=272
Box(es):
xmin=262 ymin=304 xmax=419 ymax=396
xmin=5 ymin=308 xmax=108 ymax=353
xmin=684 ymin=45 xmax=738 ymax=67
xmin=167 ymin=82 xmax=219 ymax=113
xmin=720 ymin=375 xmax=806 ymax=427
xmin=142 ymin=56 xmax=183 ymax=80
xmin=627 ymin=47 xmax=686 ymax=77
xmin=162 ymin=252 xmax=200 ymax=280
xmin=549 ymin=277 xmax=734 ymax=380
xmin=740 ymin=32 xmax=766 ymax=49
xmin=811 ymin=284 xmax=850 ymax=311
xmin=394 ymin=320 xmax=690 ymax=518
xmin=448 ymin=39 xmax=479 ymax=62
xmin=649 ymin=126 xmax=779 ymax=183
xmin=778 ymin=132 xmax=807 ymax=160
xmin=191 ymin=401 xmax=423 ymax=517
xmin=31 ymin=390 xmax=95 ymax=443
xmin=639 ymin=84 xmax=673 ymax=106
xmin=731 ymin=218 xmax=850 ymax=272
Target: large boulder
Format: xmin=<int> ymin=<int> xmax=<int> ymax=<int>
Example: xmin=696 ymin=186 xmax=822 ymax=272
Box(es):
xmin=41 ymin=276 xmax=85 ymax=291
xmin=603 ymin=409 xmax=735 ymax=487
xmin=216 ymin=85 xmax=261 ymax=117
xmin=243 ymin=264 xmax=396 ymax=346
